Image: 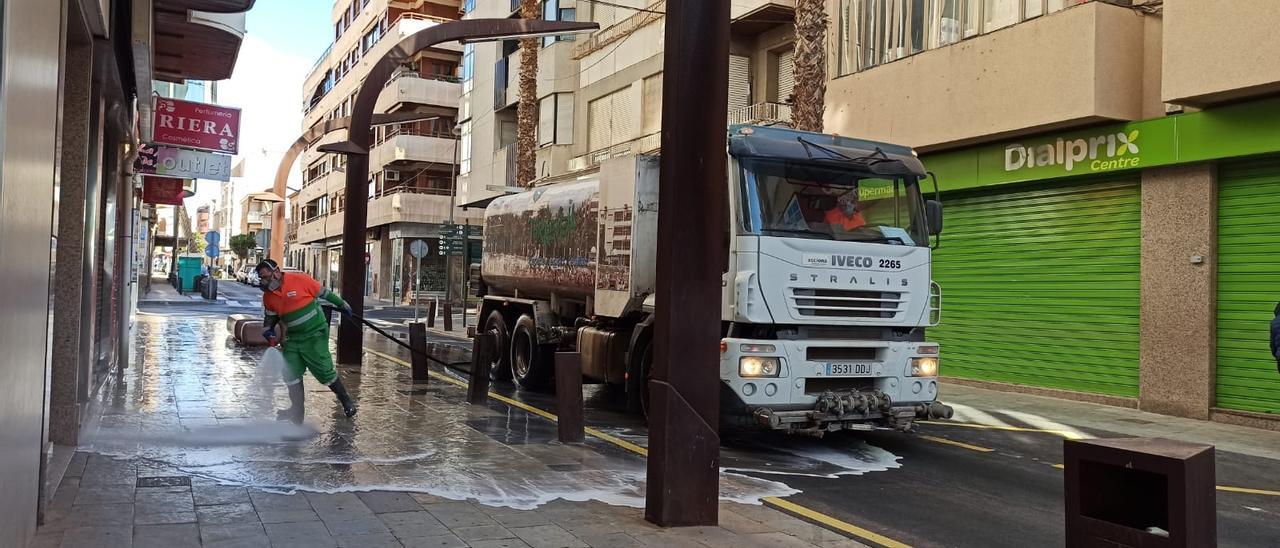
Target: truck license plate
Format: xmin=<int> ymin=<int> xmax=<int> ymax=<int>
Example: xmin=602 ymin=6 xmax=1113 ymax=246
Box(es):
xmin=825 ymin=363 xmax=877 ymax=376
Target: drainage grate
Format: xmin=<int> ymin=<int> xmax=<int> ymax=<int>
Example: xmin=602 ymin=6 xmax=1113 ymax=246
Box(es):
xmin=137 ymin=476 xmax=192 ymax=488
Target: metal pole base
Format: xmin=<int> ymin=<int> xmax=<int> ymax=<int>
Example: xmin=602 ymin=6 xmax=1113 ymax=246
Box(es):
xmin=555 ymin=352 xmax=585 ymax=444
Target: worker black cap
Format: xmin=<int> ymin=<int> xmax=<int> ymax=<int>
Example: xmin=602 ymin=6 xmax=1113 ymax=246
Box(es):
xmin=255 ymin=258 xmax=279 ymax=272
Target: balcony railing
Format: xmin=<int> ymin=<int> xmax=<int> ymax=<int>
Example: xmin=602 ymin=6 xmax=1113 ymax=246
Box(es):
xmin=376 ymin=126 xmax=457 ymax=147
xmin=567 ymin=132 xmax=661 ymax=172
xmin=374 ymin=184 xmax=452 ymax=199
xmin=573 ymin=0 xmax=665 ymax=60
xmin=729 ymin=102 xmax=792 ymax=126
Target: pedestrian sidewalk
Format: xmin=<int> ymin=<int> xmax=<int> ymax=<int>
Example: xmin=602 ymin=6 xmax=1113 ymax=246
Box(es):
xmin=35 ymin=310 xmax=866 ymax=548
xmin=138 ymin=276 xmax=223 ymax=306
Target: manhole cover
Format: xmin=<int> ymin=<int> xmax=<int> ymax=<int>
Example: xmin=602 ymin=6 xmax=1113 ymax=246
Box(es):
xmin=137 ymin=476 xmax=192 ymax=488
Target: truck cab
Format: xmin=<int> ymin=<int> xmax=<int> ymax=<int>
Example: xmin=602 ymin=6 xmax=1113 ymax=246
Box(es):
xmin=716 ymin=125 xmax=949 ymax=432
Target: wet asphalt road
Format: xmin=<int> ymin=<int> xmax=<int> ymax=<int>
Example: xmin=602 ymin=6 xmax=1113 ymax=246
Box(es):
xmin=140 ymin=299 xmax=1280 ymax=548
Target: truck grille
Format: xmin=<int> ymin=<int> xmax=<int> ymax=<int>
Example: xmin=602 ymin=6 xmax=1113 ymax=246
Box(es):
xmin=790 ymin=289 xmax=903 ymax=319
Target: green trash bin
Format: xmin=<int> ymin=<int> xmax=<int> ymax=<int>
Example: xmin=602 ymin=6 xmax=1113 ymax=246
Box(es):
xmin=177 ymin=256 xmax=203 ymax=293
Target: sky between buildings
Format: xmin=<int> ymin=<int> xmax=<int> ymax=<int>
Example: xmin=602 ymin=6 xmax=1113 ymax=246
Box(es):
xmin=188 ymin=1 xmax=333 ymax=228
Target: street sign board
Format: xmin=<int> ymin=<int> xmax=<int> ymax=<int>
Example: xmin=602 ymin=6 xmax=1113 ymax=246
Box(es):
xmin=204 ymin=231 xmax=221 ymax=246
xmin=152 ymin=97 xmax=241 ymax=154
xmin=205 ymin=243 xmax=220 ymax=258
xmin=135 ymin=143 xmax=233 ymax=182
xmin=409 ymin=239 xmax=429 ymax=258
xmin=141 ymin=176 xmax=186 ymax=205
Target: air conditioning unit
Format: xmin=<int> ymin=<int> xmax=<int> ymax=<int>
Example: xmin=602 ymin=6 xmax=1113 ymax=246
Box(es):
xmin=384 ymin=169 xmax=400 ymax=181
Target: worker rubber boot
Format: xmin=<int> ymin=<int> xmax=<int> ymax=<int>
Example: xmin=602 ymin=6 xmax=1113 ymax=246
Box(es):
xmin=329 ymin=378 xmax=357 ymax=418
xmin=276 ymin=382 xmax=305 ymax=424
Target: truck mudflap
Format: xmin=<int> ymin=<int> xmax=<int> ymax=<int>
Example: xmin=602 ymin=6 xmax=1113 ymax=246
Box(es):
xmin=749 ymin=390 xmax=954 ymax=434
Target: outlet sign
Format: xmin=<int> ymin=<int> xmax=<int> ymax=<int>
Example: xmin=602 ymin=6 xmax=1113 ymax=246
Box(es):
xmin=135 ymin=143 xmax=233 ymax=182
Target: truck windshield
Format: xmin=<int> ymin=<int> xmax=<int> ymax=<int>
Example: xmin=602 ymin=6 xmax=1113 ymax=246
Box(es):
xmin=738 ymin=158 xmax=929 ymax=246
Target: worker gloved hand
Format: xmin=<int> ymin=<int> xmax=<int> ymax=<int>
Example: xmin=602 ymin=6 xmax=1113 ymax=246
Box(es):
xmin=263 ymin=329 xmax=277 ymax=346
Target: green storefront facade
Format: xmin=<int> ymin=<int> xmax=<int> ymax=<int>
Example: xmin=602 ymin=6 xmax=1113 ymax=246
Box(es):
xmin=921 ymin=97 xmax=1280 ymax=421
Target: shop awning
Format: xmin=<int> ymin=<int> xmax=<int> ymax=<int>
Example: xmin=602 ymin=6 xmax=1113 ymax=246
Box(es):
xmin=153 ymin=0 xmax=252 ymax=82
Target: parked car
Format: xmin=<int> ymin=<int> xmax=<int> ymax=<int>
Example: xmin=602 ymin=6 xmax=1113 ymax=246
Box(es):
xmin=237 ymin=266 xmax=253 ymax=284
xmin=245 ymin=269 xmax=260 ymax=287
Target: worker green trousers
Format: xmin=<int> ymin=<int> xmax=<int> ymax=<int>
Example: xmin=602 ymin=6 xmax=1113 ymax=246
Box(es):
xmin=281 ymin=332 xmax=337 ymax=386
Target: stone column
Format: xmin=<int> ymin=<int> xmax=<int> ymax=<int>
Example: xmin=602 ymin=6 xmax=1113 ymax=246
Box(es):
xmin=48 ymin=37 xmax=94 ymax=446
xmin=1140 ymin=163 xmax=1217 ymax=419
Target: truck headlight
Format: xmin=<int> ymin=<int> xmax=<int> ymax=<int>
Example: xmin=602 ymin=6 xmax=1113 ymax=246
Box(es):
xmin=911 ymin=357 xmax=939 ymax=377
xmin=739 ymin=356 xmax=781 ymax=378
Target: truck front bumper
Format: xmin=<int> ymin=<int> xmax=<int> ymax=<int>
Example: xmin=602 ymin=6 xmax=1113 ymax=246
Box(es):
xmin=719 ymin=337 xmax=949 ymax=433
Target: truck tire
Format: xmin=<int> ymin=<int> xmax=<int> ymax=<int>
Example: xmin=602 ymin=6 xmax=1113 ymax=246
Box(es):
xmin=510 ymin=314 xmax=551 ymax=389
xmin=626 ymin=340 xmax=653 ymax=419
xmin=483 ymin=311 xmax=512 ymax=381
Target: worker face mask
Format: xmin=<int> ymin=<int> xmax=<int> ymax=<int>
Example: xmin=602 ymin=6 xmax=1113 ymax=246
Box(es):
xmin=260 ymin=271 xmax=282 ymax=292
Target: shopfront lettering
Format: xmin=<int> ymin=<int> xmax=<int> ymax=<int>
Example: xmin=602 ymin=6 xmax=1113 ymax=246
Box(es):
xmin=1004 ymin=131 xmax=1140 ymax=173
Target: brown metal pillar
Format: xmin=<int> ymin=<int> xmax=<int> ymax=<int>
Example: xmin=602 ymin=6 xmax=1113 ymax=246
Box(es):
xmin=337 ymin=154 xmax=369 ymax=365
xmin=645 ymin=0 xmax=730 ymax=528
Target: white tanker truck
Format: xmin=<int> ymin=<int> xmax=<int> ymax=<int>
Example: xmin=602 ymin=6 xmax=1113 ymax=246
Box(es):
xmin=471 ymin=125 xmax=953 ymax=433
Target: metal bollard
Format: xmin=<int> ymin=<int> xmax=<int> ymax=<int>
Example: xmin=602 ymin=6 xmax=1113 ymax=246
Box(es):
xmin=427 ymin=299 xmax=437 ymax=328
xmin=554 ymin=352 xmax=585 ymax=443
xmin=1065 ymin=437 xmax=1215 ymax=547
xmin=443 ymin=302 xmax=454 ymax=332
xmin=467 ymin=333 xmax=493 ymax=404
xmin=408 ymin=322 xmax=430 ymax=384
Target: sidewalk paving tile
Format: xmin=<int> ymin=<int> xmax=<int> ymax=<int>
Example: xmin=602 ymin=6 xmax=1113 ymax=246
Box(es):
xmin=510 ymin=524 xmax=590 ymax=548
xmin=399 ymin=533 xmax=469 ymax=548
xmin=199 ymin=523 xmax=269 ymax=547
xmin=358 ymin=491 xmax=425 ymax=513
xmin=193 ymin=485 xmax=250 ymax=506
xmin=73 ymin=484 xmax=136 ymax=505
xmin=333 ymin=532 xmax=405 ymax=547
xmin=265 ymin=520 xmax=339 ymax=547
xmin=325 ymin=515 xmax=391 ymax=535
xmin=133 ymin=511 xmax=197 ymax=525
xmin=379 ymin=510 xmax=452 ymax=539
xmin=579 ymin=532 xmax=643 ymax=548
xmin=250 ymin=489 xmax=314 ymax=511
xmin=59 ymin=525 xmax=133 ymax=548
xmin=133 ymin=523 xmax=201 ymax=548
xmin=196 ymin=502 xmax=260 ymax=525
xmin=451 ymin=524 xmax=516 ymax=541
xmin=467 ymin=540 xmax=533 ymax=548
xmin=258 ymin=508 xmax=322 ymax=524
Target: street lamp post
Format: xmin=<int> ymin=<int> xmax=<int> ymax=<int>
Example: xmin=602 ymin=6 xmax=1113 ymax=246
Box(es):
xmin=316 ymin=18 xmax=599 ymax=365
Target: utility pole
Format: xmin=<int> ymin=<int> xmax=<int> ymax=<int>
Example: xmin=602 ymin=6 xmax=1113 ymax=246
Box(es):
xmin=645 ymin=0 xmax=729 ymax=528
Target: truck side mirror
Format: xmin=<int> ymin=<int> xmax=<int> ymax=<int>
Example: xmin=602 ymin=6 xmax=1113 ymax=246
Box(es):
xmin=926 ymin=200 xmax=943 ymax=236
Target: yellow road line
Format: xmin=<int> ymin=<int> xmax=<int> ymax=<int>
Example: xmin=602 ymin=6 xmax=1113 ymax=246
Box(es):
xmin=925 ymin=419 xmax=1086 ymax=440
xmin=1049 ymin=464 xmax=1278 ymax=497
xmin=764 ymin=497 xmax=912 ymax=548
xmin=919 ymin=435 xmax=994 ymax=453
xmin=1217 ymin=485 xmax=1280 ymax=497
xmin=362 ymin=347 xmax=904 ymax=547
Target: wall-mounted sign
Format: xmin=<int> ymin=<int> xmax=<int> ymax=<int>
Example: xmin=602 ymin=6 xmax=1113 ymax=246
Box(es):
xmin=135 ymin=143 xmax=232 ymax=182
xmin=141 ymin=176 xmax=187 ymax=205
xmin=924 ymin=97 xmax=1280 ymax=193
xmin=152 ymin=97 xmax=241 ymax=154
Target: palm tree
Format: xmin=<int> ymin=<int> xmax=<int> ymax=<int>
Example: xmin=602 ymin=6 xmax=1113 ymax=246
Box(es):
xmin=791 ymin=0 xmax=828 ymax=132
xmin=516 ymin=0 xmax=540 ymax=187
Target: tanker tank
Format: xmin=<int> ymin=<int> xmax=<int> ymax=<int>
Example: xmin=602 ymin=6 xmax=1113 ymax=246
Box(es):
xmin=481 ymin=178 xmax=601 ymax=301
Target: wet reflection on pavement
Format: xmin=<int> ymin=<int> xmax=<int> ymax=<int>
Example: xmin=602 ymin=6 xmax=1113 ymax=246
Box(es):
xmin=85 ymin=312 xmax=901 ymax=510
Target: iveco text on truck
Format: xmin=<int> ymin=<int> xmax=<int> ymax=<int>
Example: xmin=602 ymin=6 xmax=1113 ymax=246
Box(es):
xmin=471 ymin=125 xmax=953 ymax=433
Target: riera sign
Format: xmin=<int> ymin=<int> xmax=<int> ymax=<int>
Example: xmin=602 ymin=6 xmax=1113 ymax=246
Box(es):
xmin=152 ymin=97 xmax=241 ymax=154
xmin=134 ymin=143 xmax=232 ymax=182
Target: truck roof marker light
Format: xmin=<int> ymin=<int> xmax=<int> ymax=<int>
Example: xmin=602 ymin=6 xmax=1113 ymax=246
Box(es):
xmin=739 ymin=128 xmax=754 ymax=135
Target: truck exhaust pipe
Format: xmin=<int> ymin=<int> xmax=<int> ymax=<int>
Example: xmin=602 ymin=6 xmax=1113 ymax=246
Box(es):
xmin=916 ymin=401 xmax=954 ymax=420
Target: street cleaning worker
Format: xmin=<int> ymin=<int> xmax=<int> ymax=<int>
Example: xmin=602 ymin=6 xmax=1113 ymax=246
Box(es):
xmin=256 ymin=259 xmax=357 ymax=423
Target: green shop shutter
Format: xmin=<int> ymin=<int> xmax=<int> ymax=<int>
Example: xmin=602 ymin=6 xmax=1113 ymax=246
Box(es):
xmin=930 ymin=179 xmax=1141 ymax=397
xmin=1216 ymin=158 xmax=1280 ymax=415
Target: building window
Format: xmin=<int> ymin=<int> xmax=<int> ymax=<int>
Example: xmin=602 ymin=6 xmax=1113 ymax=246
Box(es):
xmin=463 ymin=0 xmax=476 ymax=14
xmin=461 ymin=44 xmax=475 ymax=94
xmin=459 ymin=120 xmax=472 ymax=175
xmin=836 ymin=0 xmax=1086 ymax=76
xmin=541 ymin=0 xmax=579 ymax=46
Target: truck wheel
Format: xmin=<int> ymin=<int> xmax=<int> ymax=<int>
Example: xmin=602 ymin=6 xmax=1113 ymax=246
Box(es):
xmin=626 ymin=340 xmax=653 ymax=419
xmin=510 ymin=314 xmax=551 ymax=389
xmin=483 ymin=311 xmax=512 ymax=381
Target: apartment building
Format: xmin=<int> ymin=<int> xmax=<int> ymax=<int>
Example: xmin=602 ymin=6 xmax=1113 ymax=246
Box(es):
xmin=292 ymin=0 xmax=481 ymax=302
xmin=457 ymin=0 xmax=797 ymax=207
xmin=820 ymin=0 xmax=1280 ymax=428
